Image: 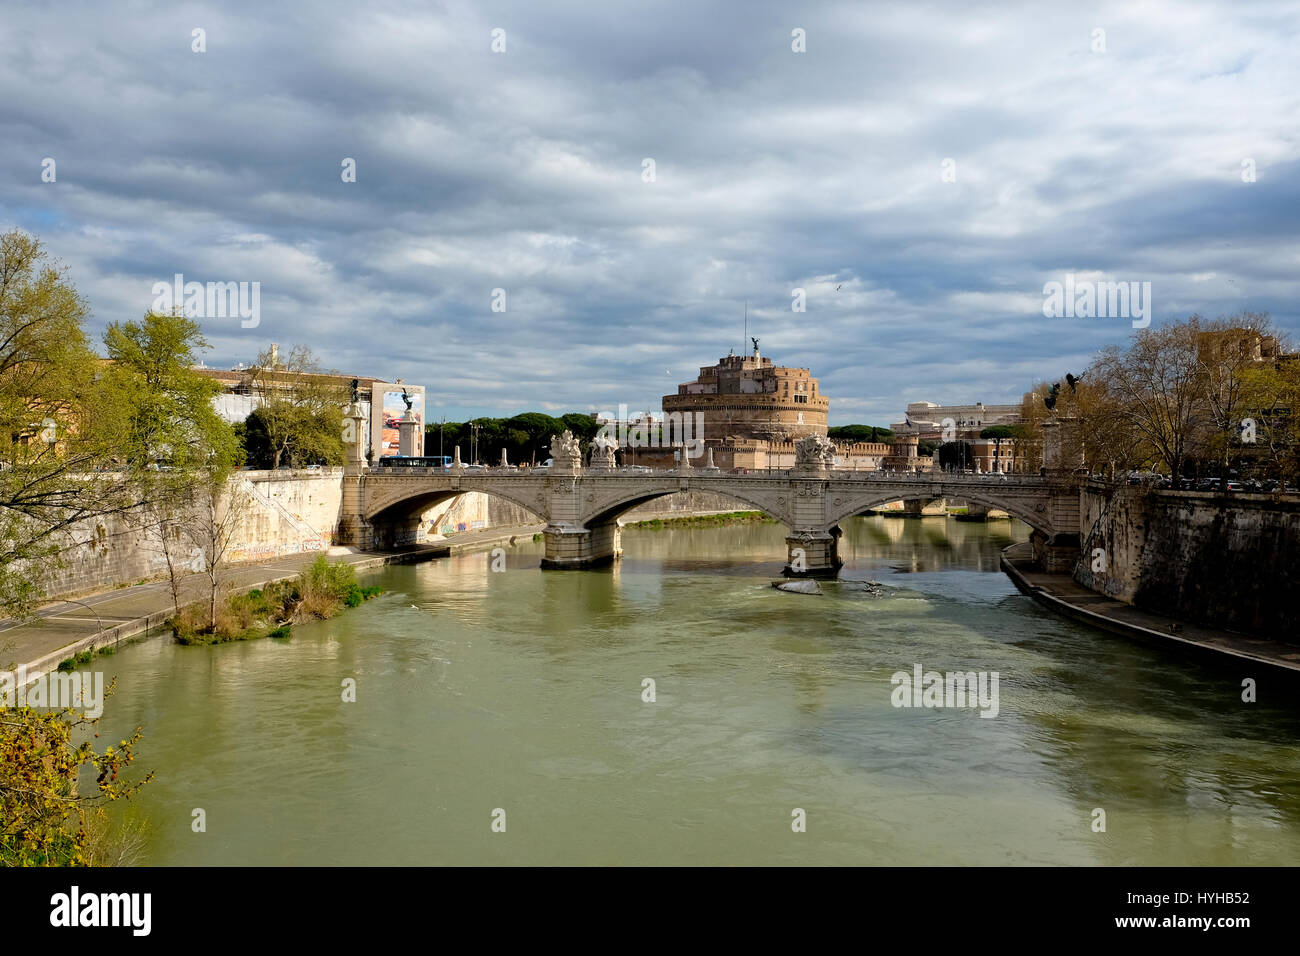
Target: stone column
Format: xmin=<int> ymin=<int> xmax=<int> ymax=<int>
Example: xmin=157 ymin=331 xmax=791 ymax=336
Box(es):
xmin=1043 ymin=417 xmax=1084 ymax=475
xmin=398 ymin=410 xmax=420 ymax=457
xmin=344 ymin=402 xmax=367 ymax=468
xmin=337 ymin=402 xmax=373 ymax=547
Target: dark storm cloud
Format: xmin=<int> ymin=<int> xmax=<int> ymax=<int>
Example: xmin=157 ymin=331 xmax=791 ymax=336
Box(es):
xmin=1 ymin=0 xmax=1297 ymax=423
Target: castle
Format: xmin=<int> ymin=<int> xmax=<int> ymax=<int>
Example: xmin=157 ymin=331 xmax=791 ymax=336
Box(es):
xmin=632 ymin=344 xmax=929 ymax=472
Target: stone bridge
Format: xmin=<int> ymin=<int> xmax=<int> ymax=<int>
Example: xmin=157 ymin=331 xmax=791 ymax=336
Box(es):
xmin=337 ymin=427 xmax=1084 ymax=575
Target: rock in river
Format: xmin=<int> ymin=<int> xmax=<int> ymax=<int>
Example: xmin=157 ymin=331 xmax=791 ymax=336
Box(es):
xmin=772 ymin=579 xmax=822 ymax=595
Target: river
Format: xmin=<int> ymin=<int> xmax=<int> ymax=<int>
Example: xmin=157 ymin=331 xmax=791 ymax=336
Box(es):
xmin=91 ymin=515 xmax=1300 ymax=865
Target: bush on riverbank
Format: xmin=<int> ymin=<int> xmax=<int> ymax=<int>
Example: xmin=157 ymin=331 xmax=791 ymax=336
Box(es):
xmin=170 ymin=556 xmax=382 ymax=645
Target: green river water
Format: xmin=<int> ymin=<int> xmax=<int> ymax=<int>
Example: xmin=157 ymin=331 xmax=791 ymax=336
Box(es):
xmin=89 ymin=516 xmax=1300 ymax=865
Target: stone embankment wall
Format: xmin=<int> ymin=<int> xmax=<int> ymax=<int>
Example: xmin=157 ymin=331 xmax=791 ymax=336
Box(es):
xmin=33 ymin=475 xmax=757 ymax=601
xmin=33 ymin=470 xmax=348 ymax=600
xmin=1074 ymin=485 xmax=1300 ymax=641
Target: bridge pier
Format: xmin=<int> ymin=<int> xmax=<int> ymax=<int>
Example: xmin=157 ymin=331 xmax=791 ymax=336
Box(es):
xmin=784 ymin=527 xmax=843 ymax=578
xmin=540 ymin=520 xmax=623 ymax=570
xmin=338 ymin=470 xmax=375 ymax=548
xmin=1030 ymin=530 xmax=1081 ymax=573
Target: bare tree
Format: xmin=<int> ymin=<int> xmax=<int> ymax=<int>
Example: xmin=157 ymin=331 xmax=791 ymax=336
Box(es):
xmin=183 ymin=479 xmax=254 ymax=630
xmin=1088 ymin=322 xmax=1210 ymax=479
xmin=1195 ymin=312 xmax=1279 ymax=471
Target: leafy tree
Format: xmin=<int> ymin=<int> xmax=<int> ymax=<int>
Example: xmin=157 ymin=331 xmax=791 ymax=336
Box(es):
xmin=101 ymin=311 xmax=239 ymax=477
xmin=0 ymin=690 xmax=153 ymax=865
xmin=249 ymin=345 xmax=347 ymax=469
xmin=560 ymin=413 xmax=599 ymax=446
xmin=979 ymin=425 xmax=1016 ymax=440
xmin=100 ymin=311 xmax=239 ymax=614
xmin=828 ymin=424 xmax=893 ymax=443
xmin=504 ymin=413 xmax=567 ymax=464
xmin=0 ymin=231 xmax=143 ymax=616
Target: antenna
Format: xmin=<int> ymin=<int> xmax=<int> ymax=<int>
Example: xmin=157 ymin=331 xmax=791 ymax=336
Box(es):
xmin=744 ymin=300 xmax=748 ymax=356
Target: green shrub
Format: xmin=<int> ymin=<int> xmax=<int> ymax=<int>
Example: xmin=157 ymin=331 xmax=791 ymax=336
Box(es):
xmin=169 ymin=557 xmax=381 ymax=645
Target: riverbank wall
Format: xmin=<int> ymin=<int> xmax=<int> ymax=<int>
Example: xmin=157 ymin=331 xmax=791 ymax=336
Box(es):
xmin=1073 ymin=485 xmax=1300 ymax=642
xmin=29 ymin=474 xmax=752 ymax=603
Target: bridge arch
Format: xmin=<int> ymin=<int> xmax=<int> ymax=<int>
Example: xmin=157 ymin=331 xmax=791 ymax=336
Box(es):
xmin=821 ymin=489 xmax=1056 ymax=537
xmin=362 ymin=483 xmax=545 ymax=548
xmin=581 ymin=485 xmax=792 ymax=529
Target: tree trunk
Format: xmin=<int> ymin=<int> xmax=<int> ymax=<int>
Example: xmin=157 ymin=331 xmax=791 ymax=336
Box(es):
xmin=209 ymin=566 xmax=218 ymax=631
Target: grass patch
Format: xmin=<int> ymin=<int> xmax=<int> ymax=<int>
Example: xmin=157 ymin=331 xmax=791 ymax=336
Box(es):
xmin=169 ymin=556 xmax=383 ymax=646
xmin=57 ymin=647 xmax=100 ymax=671
xmin=625 ymin=511 xmax=776 ymax=530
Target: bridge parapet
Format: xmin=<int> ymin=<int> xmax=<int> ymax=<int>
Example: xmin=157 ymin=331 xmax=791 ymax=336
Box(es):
xmin=342 ymin=468 xmax=1082 ymax=575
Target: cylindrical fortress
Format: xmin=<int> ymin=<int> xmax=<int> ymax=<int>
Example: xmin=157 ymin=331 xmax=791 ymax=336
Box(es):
xmin=661 ymin=349 xmax=829 ymax=443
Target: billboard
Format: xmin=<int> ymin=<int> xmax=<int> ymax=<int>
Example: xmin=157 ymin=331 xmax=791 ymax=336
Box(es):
xmin=369 ymin=383 xmax=425 ymax=459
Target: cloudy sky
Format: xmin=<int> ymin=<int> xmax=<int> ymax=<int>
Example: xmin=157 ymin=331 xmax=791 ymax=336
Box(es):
xmin=3 ymin=0 xmax=1297 ymax=425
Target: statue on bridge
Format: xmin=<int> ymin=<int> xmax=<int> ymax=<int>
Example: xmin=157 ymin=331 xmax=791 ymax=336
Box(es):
xmin=549 ymin=430 xmax=583 ymax=474
xmin=589 ymin=433 xmax=618 ymax=471
xmin=795 ymin=433 xmax=836 ymax=473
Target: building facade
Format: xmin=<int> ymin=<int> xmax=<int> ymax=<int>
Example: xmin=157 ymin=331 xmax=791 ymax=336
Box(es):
xmin=195 ymin=352 xmax=424 ymax=462
xmin=891 ymin=400 xmax=1022 ymax=439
